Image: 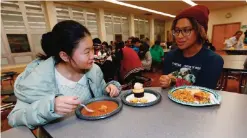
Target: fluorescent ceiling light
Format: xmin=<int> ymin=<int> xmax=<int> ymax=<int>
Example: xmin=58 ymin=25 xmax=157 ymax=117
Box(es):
xmin=104 ymin=0 xmax=175 ymax=18
xmin=182 ymin=0 xmax=197 ymax=6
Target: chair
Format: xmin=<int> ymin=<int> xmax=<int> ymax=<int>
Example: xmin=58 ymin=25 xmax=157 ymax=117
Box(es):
xmin=135 ymin=76 xmax=152 ymax=87
xmin=1 ymin=76 xmax=13 ymax=88
xmin=1 ymin=71 xmax=17 ymax=89
xmin=119 ymin=73 xmax=152 ymax=90
xmin=243 ymin=82 xmax=247 ymax=94
xmin=1 ymin=95 xmax=16 ymax=113
xmin=1 ymin=89 xmax=14 ymax=96
xmin=239 ymin=72 xmax=247 ymax=93
xmin=2 ymin=95 xmax=17 ymax=104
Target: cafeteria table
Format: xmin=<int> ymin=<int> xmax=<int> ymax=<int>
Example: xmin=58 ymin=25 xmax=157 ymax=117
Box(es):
xmin=1 ymin=126 xmax=35 ymax=138
xmin=42 ymin=87 xmax=247 ymax=138
xmin=223 ymin=47 xmax=247 ymax=55
xmin=220 ymin=55 xmax=247 ymax=92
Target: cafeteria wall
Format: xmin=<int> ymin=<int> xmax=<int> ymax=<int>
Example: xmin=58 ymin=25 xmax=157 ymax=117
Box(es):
xmin=208 ymin=5 xmax=247 ymax=42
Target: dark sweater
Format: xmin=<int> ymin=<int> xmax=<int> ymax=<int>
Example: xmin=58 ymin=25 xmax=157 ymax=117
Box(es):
xmin=163 ymin=47 xmax=224 ymax=89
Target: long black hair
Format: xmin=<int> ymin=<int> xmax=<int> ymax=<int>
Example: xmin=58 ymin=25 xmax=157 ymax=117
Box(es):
xmin=37 ymin=20 xmax=91 ymax=64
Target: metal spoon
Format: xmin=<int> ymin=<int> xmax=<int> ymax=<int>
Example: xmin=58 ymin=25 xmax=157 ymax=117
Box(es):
xmin=210 ymin=94 xmax=220 ymax=105
xmin=80 ymin=104 xmax=94 ymax=112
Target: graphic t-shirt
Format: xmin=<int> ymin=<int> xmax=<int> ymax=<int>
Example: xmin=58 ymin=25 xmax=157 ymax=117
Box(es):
xmin=163 ymin=47 xmax=224 ymax=89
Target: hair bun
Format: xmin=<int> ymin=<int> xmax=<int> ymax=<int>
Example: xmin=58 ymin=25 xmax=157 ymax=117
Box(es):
xmin=41 ymin=32 xmax=56 ymax=57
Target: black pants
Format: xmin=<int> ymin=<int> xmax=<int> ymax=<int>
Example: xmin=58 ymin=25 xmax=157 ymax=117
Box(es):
xmin=124 ymin=71 xmax=143 ymax=85
xmin=100 ymin=60 xmax=117 ymax=83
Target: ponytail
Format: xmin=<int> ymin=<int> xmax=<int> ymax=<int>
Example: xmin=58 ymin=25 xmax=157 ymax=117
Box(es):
xmin=36 ymin=32 xmax=54 ymax=60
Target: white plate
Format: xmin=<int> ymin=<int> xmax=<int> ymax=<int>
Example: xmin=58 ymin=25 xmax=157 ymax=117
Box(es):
xmin=126 ymin=93 xmax=157 ymax=103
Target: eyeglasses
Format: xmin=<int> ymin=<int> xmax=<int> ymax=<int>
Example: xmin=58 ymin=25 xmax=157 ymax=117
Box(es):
xmin=93 ymin=44 xmax=101 ymax=47
xmin=172 ymin=28 xmax=193 ymax=37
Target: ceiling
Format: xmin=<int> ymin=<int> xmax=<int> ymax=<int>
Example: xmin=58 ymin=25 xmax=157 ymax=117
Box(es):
xmin=60 ymin=1 xmax=247 ymax=21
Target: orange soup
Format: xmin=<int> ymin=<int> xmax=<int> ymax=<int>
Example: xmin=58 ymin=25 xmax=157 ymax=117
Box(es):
xmin=81 ymin=101 xmax=118 ymax=117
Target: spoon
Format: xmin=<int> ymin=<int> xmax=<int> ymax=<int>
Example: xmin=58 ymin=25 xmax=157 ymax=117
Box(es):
xmin=210 ymin=94 xmax=220 ymax=105
xmin=80 ymin=104 xmax=94 ymax=112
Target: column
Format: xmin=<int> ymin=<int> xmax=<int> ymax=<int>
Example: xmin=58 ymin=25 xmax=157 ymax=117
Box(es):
xmin=98 ymin=8 xmax=106 ymax=41
xmin=1 ymin=20 xmax=14 ymax=64
xmin=43 ymin=1 xmax=57 ymax=30
xmin=18 ymin=1 xmax=35 ymax=57
xmin=149 ymin=18 xmax=155 ymax=46
xmin=129 ymin=14 xmax=135 ymax=37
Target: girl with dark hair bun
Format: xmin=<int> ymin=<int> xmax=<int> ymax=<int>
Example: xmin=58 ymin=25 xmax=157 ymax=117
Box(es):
xmin=8 ymin=20 xmax=121 ymax=129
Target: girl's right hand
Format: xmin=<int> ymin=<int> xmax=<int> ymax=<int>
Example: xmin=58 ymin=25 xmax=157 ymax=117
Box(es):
xmin=159 ymin=75 xmax=171 ymax=88
xmin=54 ymin=96 xmax=80 ymax=115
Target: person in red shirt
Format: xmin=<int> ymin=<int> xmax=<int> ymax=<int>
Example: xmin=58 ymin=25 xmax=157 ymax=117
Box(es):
xmin=114 ymin=41 xmax=143 ymax=84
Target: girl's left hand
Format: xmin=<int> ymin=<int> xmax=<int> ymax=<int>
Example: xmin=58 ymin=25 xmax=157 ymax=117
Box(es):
xmin=105 ymin=84 xmax=119 ymax=97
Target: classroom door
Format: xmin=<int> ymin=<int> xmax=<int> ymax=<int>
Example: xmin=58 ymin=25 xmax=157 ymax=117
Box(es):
xmin=212 ymin=23 xmax=240 ymax=51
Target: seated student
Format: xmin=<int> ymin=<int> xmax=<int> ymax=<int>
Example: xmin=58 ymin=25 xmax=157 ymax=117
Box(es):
xmin=131 ymin=37 xmax=141 ymax=53
xmin=112 ymin=41 xmax=125 ymax=81
xmin=139 ymin=44 xmax=152 ymax=71
xmin=8 ymin=20 xmax=121 ymax=129
xmin=142 ymin=37 xmax=150 ymax=49
xmin=150 ymin=40 xmax=164 ymax=72
xmin=159 ymin=5 xmax=224 ymax=89
xmin=116 ymin=41 xmax=143 ymax=84
xmin=102 ymin=41 xmax=112 ymax=56
xmin=93 ymin=38 xmax=107 ymax=57
xmin=126 ymin=36 xmax=134 ymax=48
xmin=93 ymin=39 xmax=115 ymax=82
xmin=224 ymin=31 xmax=244 ymax=48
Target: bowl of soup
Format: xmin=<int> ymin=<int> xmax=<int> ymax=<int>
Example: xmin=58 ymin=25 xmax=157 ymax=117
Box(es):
xmin=75 ymin=97 xmax=123 ymax=120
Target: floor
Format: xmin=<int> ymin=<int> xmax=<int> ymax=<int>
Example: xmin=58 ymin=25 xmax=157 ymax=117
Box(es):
xmin=0 ymin=50 xmax=242 ymax=132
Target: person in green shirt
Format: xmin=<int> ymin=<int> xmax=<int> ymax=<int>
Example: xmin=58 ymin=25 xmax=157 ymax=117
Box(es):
xmin=150 ymin=40 xmax=164 ymax=72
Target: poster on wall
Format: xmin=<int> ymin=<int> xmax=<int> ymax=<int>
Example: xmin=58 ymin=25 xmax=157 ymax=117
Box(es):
xmin=6 ymin=34 xmax=31 ymax=53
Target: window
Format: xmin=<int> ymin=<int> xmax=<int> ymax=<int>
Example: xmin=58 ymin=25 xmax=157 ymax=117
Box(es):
xmin=1 ymin=2 xmax=26 ymax=34
xmin=55 ymin=4 xmax=98 ymax=38
xmin=25 ymin=1 xmax=48 ymax=54
xmin=7 ymin=34 xmax=31 ymax=53
xmin=1 ymin=1 xmax=49 ymax=65
xmin=134 ymin=18 xmax=149 ymax=39
xmin=104 ymin=12 xmax=129 ymax=43
xmin=155 ymin=20 xmax=165 ymax=41
xmin=86 ymin=10 xmax=98 ymax=39
xmin=55 ymin=5 xmax=70 ymax=22
xmin=71 ymin=7 xmax=85 ymax=25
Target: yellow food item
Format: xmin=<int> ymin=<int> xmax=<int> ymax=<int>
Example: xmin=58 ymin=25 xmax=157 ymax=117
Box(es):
xmin=98 ymin=105 xmax=108 ymax=112
xmin=130 ymin=98 xmax=139 ymax=103
xmin=172 ymin=89 xmax=210 ymax=104
xmin=132 ymin=88 xmax=144 ymax=93
xmin=139 ymin=98 xmax=148 ymax=103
